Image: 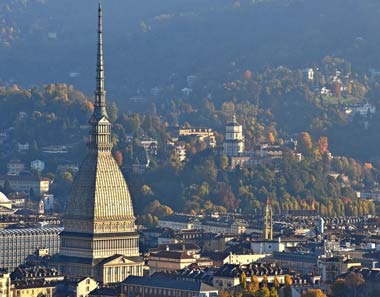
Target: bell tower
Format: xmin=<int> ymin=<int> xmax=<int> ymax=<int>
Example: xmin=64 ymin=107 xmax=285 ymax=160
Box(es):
xmin=263 ymin=197 xmax=273 ymax=240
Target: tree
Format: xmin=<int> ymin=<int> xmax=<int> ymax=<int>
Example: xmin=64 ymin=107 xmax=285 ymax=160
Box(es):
xmin=344 ymin=272 xmax=365 ymax=297
xmin=107 ymin=101 xmax=119 ymax=122
xmin=114 ymin=150 xmax=123 ymax=167
xmin=256 ymin=287 xmax=270 ymax=297
xmin=273 ymin=276 xmax=280 ymax=290
xmin=220 ymin=185 xmax=239 ymax=210
xmin=301 ymin=289 xmax=326 ymax=297
xmin=297 ymin=132 xmax=313 ymax=157
xmin=284 ymin=275 xmax=293 ymax=297
xmin=332 ymin=81 xmax=342 ymax=97
xmin=248 ymin=275 xmax=259 ymax=294
xmin=144 ymin=200 xmax=174 ymax=218
xmin=239 ymin=272 xmax=247 ymax=290
xmin=268 ymin=132 xmax=275 ymax=144
xmin=270 ymin=287 xmax=279 ymax=297
xmin=219 ymin=291 xmax=233 ymax=297
xmin=262 ymin=275 xmax=268 ymax=288
xmin=29 ymin=187 xmax=36 ymax=201
xmin=285 ymin=275 xmax=292 ymax=286
xmin=330 ymin=279 xmax=346 ymax=297
xmin=3 ymin=180 xmax=13 ymax=195
xmin=317 ymin=136 xmax=328 ymax=155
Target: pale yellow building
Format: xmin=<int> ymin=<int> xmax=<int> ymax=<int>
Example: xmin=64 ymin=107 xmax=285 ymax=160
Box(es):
xmin=0 ymin=271 xmax=11 ymax=297
xmin=148 ymin=251 xmax=196 ymax=274
xmin=12 ymin=283 xmax=56 ymax=297
xmin=0 ymin=176 xmax=50 ymax=196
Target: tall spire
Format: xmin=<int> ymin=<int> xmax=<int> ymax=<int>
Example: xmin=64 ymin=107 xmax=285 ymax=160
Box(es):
xmin=94 ymin=1 xmax=107 ymax=118
xmin=88 ymin=2 xmax=112 ymax=153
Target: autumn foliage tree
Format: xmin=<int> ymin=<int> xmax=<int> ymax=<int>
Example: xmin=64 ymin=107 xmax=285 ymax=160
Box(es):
xmin=317 ymin=136 xmax=328 ymax=155
xmin=330 ymin=272 xmax=365 ymax=297
xmin=240 ymin=271 xmax=247 ymax=290
xmin=113 ymin=150 xmax=123 ymax=167
xmin=301 ymin=289 xmax=326 ymax=297
xmin=248 ymin=275 xmax=259 ymax=294
xmin=284 ymin=275 xmax=293 ymax=297
xmin=268 ymin=132 xmax=275 ymax=144
xmin=297 ymin=132 xmax=313 ymax=157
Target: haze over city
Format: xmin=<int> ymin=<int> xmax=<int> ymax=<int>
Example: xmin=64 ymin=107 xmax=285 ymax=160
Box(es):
xmin=1 ymin=1 xmax=380 ymax=297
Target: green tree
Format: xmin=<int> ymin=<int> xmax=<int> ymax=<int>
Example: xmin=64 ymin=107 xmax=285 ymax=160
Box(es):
xmin=3 ymin=180 xmax=13 ymax=195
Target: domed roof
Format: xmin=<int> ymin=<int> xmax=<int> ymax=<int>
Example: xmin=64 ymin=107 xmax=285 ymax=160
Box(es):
xmin=0 ymin=192 xmax=10 ymax=203
xmin=64 ymin=152 xmax=136 ymax=232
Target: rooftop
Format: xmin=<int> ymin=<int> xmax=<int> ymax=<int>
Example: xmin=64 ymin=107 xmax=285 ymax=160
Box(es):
xmin=123 ymin=276 xmax=216 ymax=292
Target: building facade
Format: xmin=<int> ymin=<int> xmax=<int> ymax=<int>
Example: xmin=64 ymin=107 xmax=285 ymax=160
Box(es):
xmin=0 ymin=175 xmax=50 ymax=196
xmin=122 ymin=276 xmax=218 ymax=297
xmin=55 ymin=5 xmax=143 ymax=283
xmin=223 ymin=115 xmax=244 ymax=157
xmin=0 ymin=227 xmax=62 ymax=271
xmin=0 ymin=271 xmax=11 ymax=297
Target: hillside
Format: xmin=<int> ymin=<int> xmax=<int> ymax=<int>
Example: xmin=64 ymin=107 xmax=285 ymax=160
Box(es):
xmin=2 ymin=0 xmax=380 ymax=105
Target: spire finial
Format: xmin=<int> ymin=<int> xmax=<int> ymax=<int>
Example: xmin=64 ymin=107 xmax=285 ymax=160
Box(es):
xmin=94 ymin=1 xmax=107 ymax=117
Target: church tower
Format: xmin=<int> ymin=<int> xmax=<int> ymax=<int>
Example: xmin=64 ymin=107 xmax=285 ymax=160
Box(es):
xmin=56 ymin=4 xmax=143 ymax=283
xmin=223 ymin=114 xmax=245 ymax=157
xmin=263 ymin=197 xmax=273 ymax=240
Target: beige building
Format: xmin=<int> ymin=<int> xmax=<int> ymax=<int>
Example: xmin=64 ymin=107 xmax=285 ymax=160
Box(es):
xmin=12 ymin=283 xmax=56 ymax=297
xmin=56 ymin=277 xmax=98 ymax=297
xmin=213 ymin=263 xmax=286 ymax=291
xmin=148 ymin=251 xmax=196 ymax=274
xmin=0 ymin=271 xmax=11 ymax=297
xmin=54 ymin=4 xmax=143 ymax=284
xmin=318 ymin=256 xmax=361 ymax=282
xmin=0 ymin=176 xmax=50 ymax=196
xmin=178 ymin=127 xmax=216 ymax=147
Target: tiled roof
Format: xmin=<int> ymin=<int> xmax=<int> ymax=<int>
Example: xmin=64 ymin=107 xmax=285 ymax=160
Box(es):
xmin=150 ymin=251 xmax=195 ymax=260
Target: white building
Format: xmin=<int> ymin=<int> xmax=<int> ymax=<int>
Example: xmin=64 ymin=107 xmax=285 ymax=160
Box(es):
xmin=222 ymin=253 xmax=270 ymax=265
xmin=303 ymin=68 xmax=314 ymax=81
xmin=345 ymin=103 xmax=376 ymax=116
xmin=7 ymin=160 xmax=25 ymax=176
xmin=251 ymin=239 xmax=286 ymax=254
xmin=31 ymin=160 xmax=45 ymax=172
xmin=175 ymin=144 xmax=187 ymax=162
xmin=223 ymin=115 xmax=244 ymax=157
xmin=42 ymin=194 xmax=55 ymax=211
xmin=17 ymin=143 xmax=30 ymax=153
xmin=181 ymin=88 xmax=192 ymax=97
xmin=158 ymin=215 xmax=196 ymax=230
